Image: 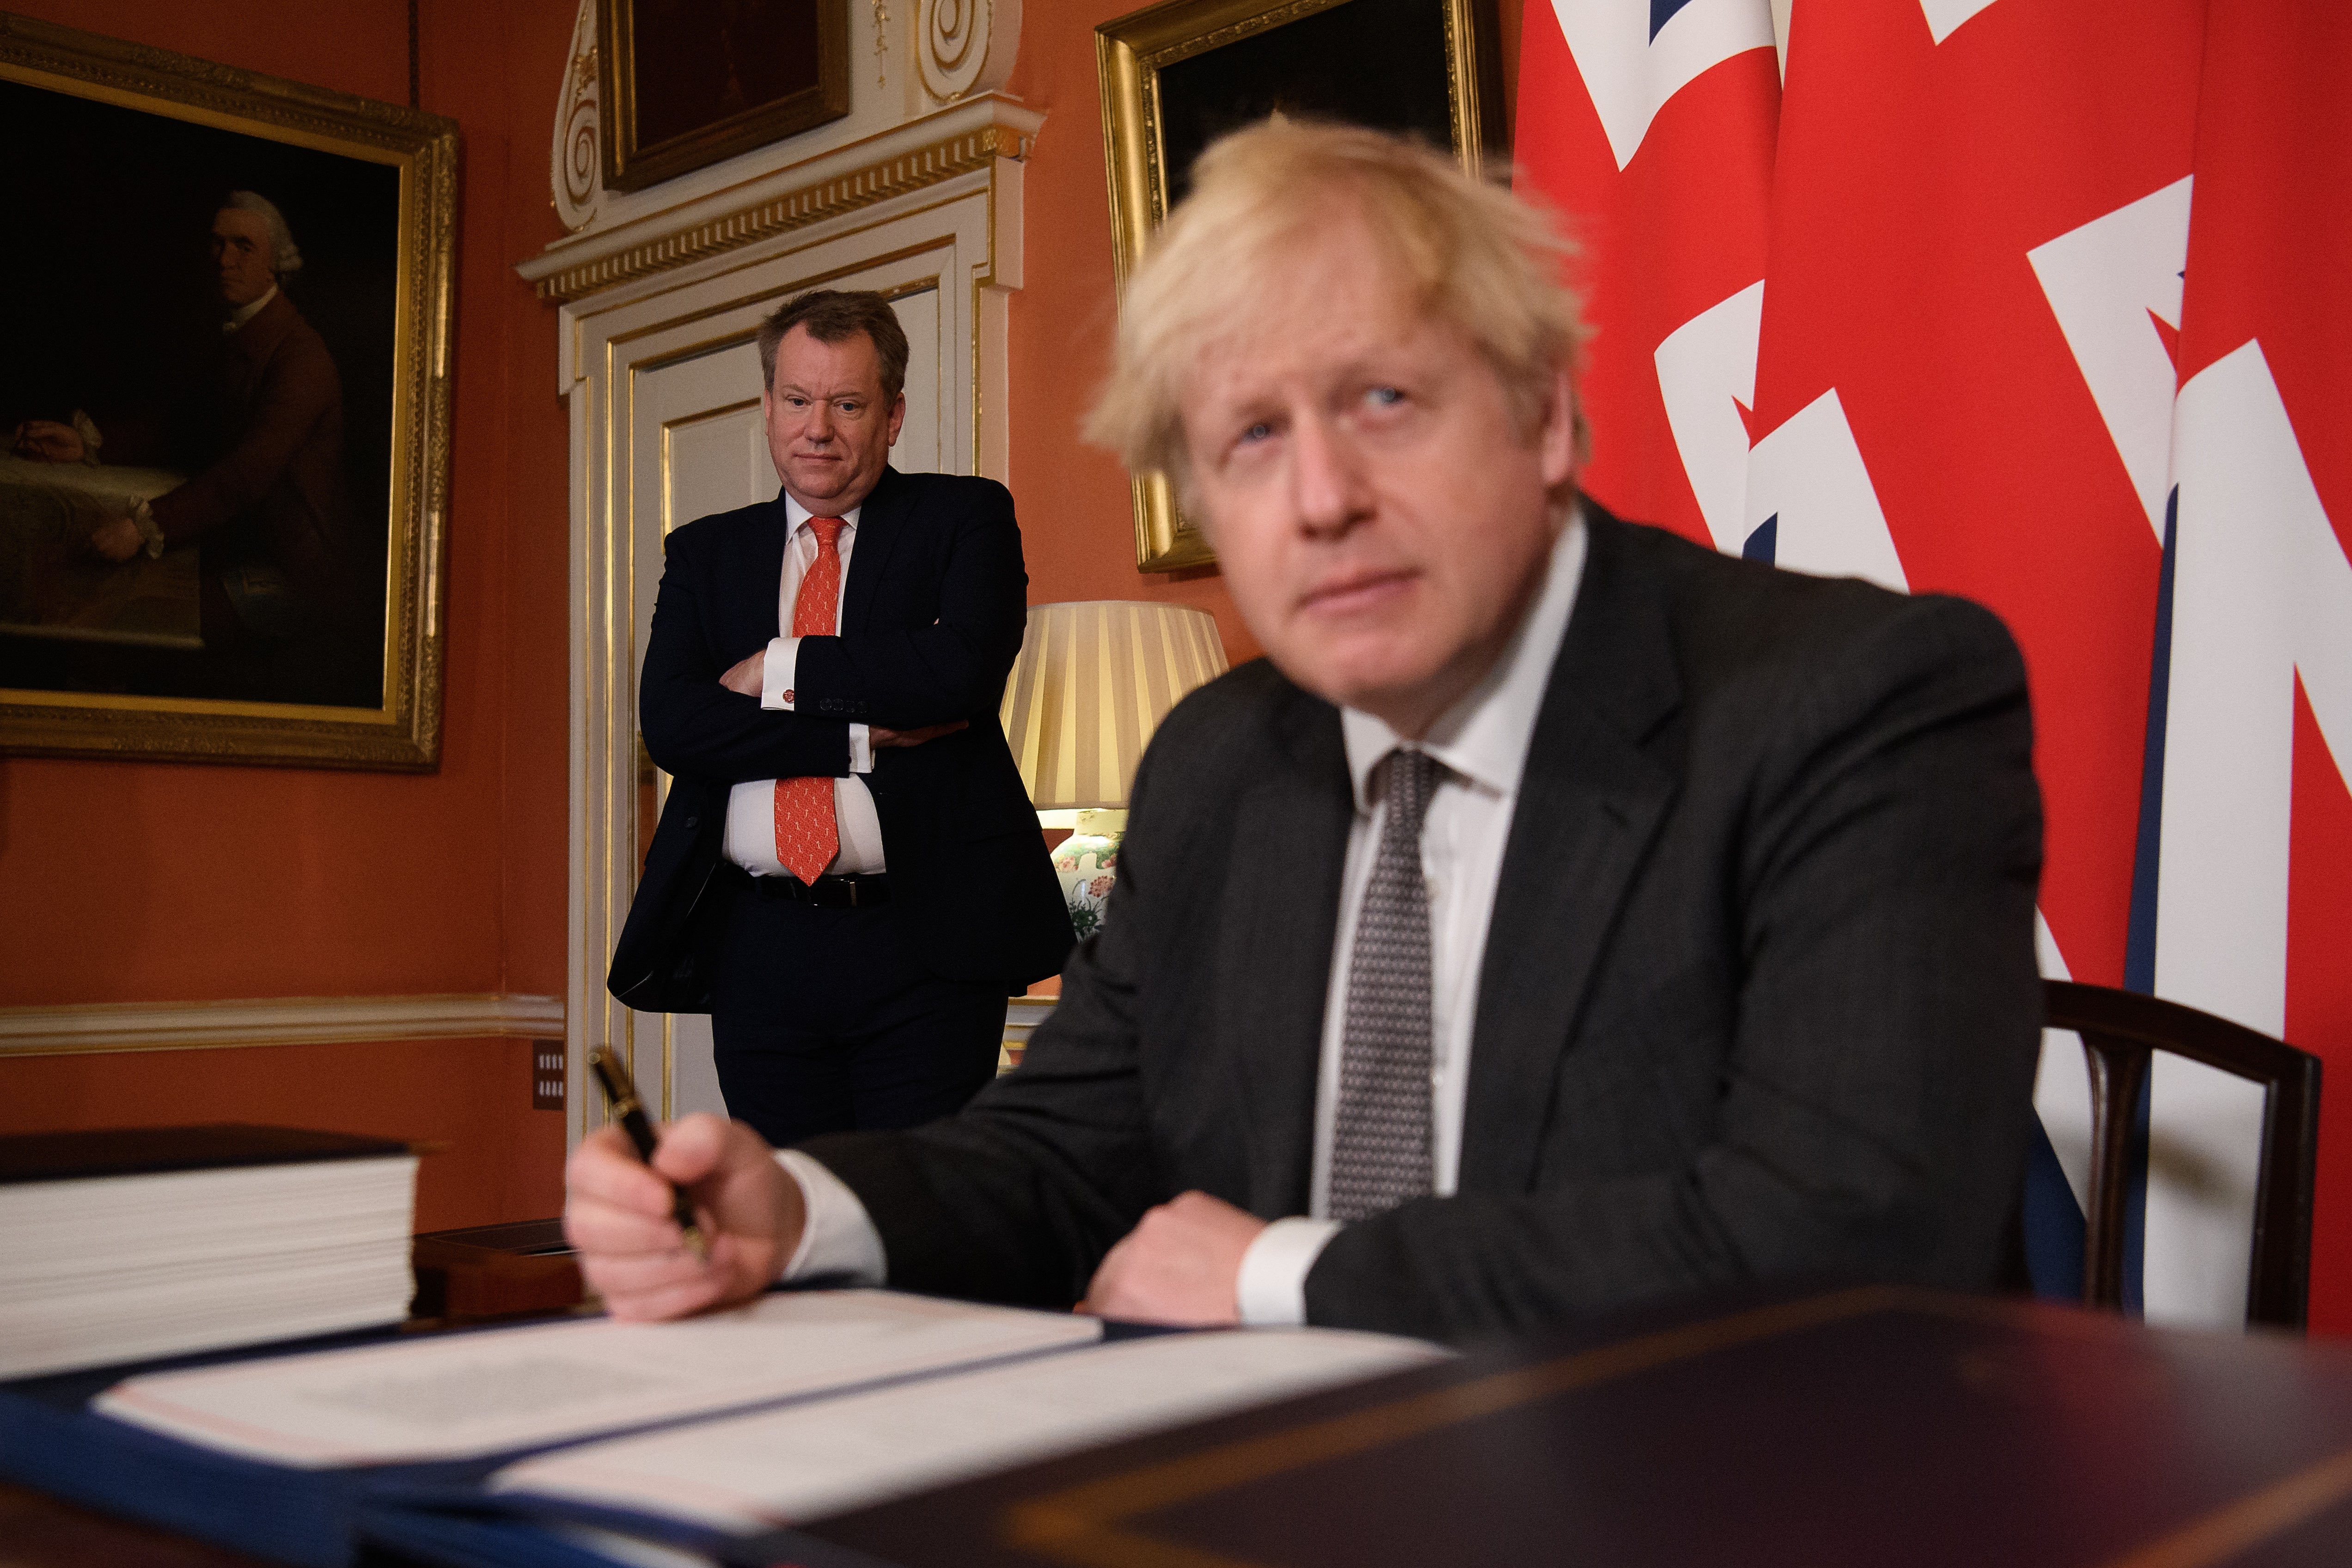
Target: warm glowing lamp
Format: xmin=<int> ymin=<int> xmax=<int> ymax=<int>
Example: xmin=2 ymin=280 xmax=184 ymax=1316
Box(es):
xmin=998 ymin=601 xmax=1228 ymax=935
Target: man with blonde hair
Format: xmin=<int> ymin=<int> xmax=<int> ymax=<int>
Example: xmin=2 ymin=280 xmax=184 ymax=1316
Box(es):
xmin=566 ymin=122 xmax=2043 ymax=1342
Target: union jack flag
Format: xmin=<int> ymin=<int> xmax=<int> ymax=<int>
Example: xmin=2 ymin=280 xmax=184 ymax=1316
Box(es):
xmin=1516 ymin=0 xmax=2352 ymax=1332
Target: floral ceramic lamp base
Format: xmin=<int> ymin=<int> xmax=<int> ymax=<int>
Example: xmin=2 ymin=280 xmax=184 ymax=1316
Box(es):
xmin=1051 ymin=808 xmax=1126 ymax=940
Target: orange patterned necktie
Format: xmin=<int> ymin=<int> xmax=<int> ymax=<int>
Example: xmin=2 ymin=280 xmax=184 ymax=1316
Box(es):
xmin=773 ymin=516 xmax=846 ymax=885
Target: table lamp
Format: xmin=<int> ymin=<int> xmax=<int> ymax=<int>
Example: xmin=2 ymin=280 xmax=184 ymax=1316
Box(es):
xmin=998 ymin=601 xmax=1228 ymax=936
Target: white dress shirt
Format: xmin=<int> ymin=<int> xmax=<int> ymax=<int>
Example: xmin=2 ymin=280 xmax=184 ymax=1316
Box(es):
xmin=721 ymin=495 xmax=886 ymax=878
xmin=1235 ymin=511 xmax=1588 ymax=1321
xmin=224 ymin=283 xmax=278 ymax=333
xmin=774 ymin=508 xmax=1590 ymax=1320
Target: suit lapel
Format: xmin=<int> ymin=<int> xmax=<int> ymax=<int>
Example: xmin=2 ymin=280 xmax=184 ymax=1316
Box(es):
xmin=1458 ymin=511 xmax=1683 ymax=1194
xmin=1216 ymin=691 xmax=1351 ymax=1215
xmin=840 ymin=466 xmax=906 ymax=632
xmin=719 ymin=494 xmax=793 ymax=645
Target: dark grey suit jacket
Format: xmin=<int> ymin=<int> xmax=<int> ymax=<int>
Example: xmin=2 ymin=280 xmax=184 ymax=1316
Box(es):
xmin=803 ymin=506 xmax=2046 ymax=1343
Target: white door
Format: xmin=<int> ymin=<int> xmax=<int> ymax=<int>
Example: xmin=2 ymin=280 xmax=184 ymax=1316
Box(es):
xmin=627 ymin=289 xmax=943 ymax=1120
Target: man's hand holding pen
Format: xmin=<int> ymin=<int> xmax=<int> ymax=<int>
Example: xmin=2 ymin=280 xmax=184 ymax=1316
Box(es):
xmin=563 ymin=1114 xmax=806 ymax=1320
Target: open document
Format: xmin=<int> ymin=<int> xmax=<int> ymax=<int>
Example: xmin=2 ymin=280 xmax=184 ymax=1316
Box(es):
xmin=491 ymin=1328 xmax=1453 ymax=1536
xmin=94 ymin=1290 xmax=1102 ymax=1467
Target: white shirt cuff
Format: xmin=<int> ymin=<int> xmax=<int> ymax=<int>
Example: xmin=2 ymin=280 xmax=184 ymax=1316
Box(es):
xmin=761 ymin=636 xmax=800 ymax=710
xmin=1234 ymin=1216 xmax=1342 ymax=1326
xmin=773 ymin=1148 xmax=888 ymax=1286
xmin=848 ymin=724 xmax=872 ymax=773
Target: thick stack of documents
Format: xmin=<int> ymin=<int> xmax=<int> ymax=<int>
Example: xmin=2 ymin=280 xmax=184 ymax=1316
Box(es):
xmin=0 ymin=1124 xmax=418 ymax=1379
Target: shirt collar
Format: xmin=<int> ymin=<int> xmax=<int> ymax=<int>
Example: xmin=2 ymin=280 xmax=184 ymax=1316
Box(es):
xmin=782 ymin=492 xmax=861 ymax=536
xmin=1340 ymin=503 xmax=1588 ymax=813
xmin=224 ymin=284 xmax=278 ymax=334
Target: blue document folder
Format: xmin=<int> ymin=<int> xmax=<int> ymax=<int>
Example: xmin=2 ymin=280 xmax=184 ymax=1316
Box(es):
xmin=0 ymin=1292 xmax=1128 ymax=1568
xmin=0 ymin=1325 xmax=492 ymax=1567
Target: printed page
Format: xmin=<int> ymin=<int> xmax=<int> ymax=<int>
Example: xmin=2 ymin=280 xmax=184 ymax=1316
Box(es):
xmin=491 ymin=1328 xmax=1453 ymax=1531
xmin=94 ymin=1289 xmax=1101 ymax=1467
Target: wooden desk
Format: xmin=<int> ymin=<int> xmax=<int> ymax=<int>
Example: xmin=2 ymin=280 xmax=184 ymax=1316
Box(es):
xmin=0 ymin=1481 xmax=275 ymax=1568
xmin=794 ymin=1288 xmax=2352 ymax=1568
xmin=8 ymin=1287 xmax=2352 ymax=1568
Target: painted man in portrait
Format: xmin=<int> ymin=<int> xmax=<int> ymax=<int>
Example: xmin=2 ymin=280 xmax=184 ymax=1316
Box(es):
xmin=10 ymin=191 xmax=371 ymax=705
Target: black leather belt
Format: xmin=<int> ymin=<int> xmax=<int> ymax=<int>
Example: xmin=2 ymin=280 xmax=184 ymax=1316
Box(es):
xmin=740 ymin=867 xmax=891 ymax=907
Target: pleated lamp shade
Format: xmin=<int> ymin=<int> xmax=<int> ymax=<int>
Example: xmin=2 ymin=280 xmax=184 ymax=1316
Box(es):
xmin=998 ymin=601 xmax=1229 ymax=812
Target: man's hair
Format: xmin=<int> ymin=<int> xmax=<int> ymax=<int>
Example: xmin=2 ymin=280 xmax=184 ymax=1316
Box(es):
xmin=756 ymin=290 xmax=911 ymax=403
xmin=1084 ymin=121 xmax=1589 ymax=498
xmin=220 ymin=190 xmax=303 ymax=278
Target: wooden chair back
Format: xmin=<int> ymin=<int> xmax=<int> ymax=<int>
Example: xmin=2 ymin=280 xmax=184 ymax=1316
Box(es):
xmin=2043 ymin=979 xmax=2321 ymax=1330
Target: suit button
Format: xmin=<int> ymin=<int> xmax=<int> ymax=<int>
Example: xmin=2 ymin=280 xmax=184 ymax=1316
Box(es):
xmin=683 ymin=816 xmax=699 ymax=828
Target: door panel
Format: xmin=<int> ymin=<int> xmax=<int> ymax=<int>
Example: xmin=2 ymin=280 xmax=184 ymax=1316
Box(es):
xmin=892 ymin=286 xmax=941 ymax=476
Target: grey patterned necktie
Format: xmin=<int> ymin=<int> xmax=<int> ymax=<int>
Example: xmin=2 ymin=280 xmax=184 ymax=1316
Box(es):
xmin=1329 ymin=748 xmax=1445 ymax=1222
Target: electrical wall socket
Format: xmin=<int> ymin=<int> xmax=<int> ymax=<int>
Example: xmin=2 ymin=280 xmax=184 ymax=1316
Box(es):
xmin=531 ymin=1040 xmax=566 ymax=1110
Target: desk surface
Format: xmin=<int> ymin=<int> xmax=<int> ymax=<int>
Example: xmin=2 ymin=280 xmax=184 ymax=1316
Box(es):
xmin=794 ymin=1287 xmax=2352 ymax=1568
xmin=0 ymin=1481 xmax=275 ymax=1568
xmin=9 ymin=1287 xmax=2352 ymax=1568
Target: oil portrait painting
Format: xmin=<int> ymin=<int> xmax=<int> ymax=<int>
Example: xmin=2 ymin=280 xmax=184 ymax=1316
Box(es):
xmin=0 ymin=17 xmax=456 ymax=769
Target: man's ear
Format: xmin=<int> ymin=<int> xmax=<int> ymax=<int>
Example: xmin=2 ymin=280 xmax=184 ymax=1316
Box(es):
xmin=886 ymin=393 xmax=907 ymax=447
xmin=1537 ymin=362 xmax=1579 ymax=491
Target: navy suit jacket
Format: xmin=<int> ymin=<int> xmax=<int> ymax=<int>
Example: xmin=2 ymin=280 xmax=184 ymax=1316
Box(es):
xmin=609 ymin=466 xmax=1073 ymax=1011
xmin=802 ymin=506 xmax=2046 ymax=1343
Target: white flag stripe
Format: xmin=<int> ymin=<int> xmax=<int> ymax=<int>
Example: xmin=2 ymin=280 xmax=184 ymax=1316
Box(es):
xmin=1655 ymin=281 xmax=1766 ymax=554
xmin=1549 ymin=0 xmax=1777 ymax=170
xmin=2157 ymin=341 xmax=2352 ymax=1037
xmin=2142 ymin=341 xmax=2352 ymax=1328
xmin=2142 ymin=1057 xmax=2268 ymax=1328
xmin=2028 ymin=178 xmax=2193 ymax=541
xmin=1741 ymin=389 xmax=1910 ymax=592
xmin=1918 ymin=0 xmax=2003 ymax=46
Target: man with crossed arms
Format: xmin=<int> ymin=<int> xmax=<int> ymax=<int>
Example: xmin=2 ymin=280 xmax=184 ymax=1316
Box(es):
xmin=570 ymin=124 xmax=2043 ymax=1343
xmin=611 ymin=290 xmax=1070 ymax=1148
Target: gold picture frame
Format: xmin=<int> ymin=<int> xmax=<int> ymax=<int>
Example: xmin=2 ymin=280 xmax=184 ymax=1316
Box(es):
xmin=0 ymin=13 xmax=457 ymax=770
xmin=599 ymin=0 xmax=850 ymax=193
xmin=1096 ymin=0 xmax=1507 ymax=571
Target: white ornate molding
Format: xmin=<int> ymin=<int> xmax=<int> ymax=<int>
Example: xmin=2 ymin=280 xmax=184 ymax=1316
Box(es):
xmin=0 ymin=994 xmax=565 ymax=1058
xmin=541 ymin=0 xmax=1023 ymax=262
xmin=521 ymin=93 xmax=1038 ymax=305
xmin=920 ymin=0 xmax=1021 ymax=102
xmin=550 ymin=0 xmax=601 ymax=233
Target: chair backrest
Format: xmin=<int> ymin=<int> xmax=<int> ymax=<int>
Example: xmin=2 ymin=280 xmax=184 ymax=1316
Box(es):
xmin=2043 ymin=980 xmax=2322 ymax=1330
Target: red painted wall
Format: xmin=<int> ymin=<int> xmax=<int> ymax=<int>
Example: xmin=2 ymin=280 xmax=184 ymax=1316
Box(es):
xmin=0 ymin=1038 xmax=559 ymax=1233
xmin=1002 ymin=1 xmax=1259 ymax=665
xmin=0 ymin=0 xmax=581 ymax=1231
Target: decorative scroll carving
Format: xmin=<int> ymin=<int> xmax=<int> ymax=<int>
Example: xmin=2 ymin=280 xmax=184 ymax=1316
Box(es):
xmin=551 ymin=0 xmax=601 ymax=232
xmin=919 ymin=0 xmax=1020 ymax=102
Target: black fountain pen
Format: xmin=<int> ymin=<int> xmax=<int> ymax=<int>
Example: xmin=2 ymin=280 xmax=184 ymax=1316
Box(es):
xmin=586 ymin=1047 xmax=709 ymax=1263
